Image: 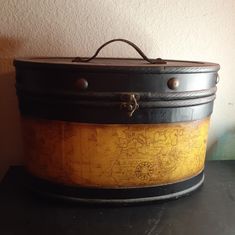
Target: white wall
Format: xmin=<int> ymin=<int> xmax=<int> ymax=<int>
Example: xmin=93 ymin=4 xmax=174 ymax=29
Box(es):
xmin=1 ymin=0 xmax=235 ymax=177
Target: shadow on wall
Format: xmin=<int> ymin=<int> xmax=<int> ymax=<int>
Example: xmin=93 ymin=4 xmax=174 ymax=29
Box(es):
xmin=0 ymin=37 xmax=23 ymax=178
xmin=207 ymin=128 xmax=235 ymax=160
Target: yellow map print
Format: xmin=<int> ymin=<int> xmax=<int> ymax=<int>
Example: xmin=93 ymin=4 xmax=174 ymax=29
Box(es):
xmin=22 ymin=117 xmax=210 ymax=187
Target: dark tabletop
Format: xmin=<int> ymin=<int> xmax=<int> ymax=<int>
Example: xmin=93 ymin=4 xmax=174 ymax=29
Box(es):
xmin=0 ymin=161 xmax=235 ymax=235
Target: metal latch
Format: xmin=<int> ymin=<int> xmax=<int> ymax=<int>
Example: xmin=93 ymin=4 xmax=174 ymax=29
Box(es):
xmin=120 ymin=93 xmax=140 ymax=117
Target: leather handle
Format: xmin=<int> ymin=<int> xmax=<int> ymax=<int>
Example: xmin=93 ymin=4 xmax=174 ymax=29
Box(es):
xmin=72 ymin=39 xmax=166 ymax=64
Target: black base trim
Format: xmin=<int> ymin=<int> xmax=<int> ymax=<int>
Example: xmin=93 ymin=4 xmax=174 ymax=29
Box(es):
xmin=27 ymin=171 xmax=204 ymax=203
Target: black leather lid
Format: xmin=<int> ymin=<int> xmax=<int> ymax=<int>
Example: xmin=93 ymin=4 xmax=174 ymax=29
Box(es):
xmin=14 ymin=57 xmax=220 ymax=74
xmin=13 ymin=39 xmax=220 ymax=123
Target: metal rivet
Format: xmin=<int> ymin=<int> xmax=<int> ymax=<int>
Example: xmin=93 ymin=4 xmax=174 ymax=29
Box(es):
xmin=216 ymin=74 xmax=220 ymax=84
xmin=76 ymin=78 xmax=88 ymax=90
xmin=167 ymin=78 xmax=179 ymax=90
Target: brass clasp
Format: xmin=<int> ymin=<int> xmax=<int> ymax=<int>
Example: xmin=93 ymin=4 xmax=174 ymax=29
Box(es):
xmin=120 ymin=93 xmax=140 ymax=117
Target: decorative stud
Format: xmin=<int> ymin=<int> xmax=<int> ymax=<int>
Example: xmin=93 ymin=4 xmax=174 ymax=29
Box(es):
xmin=76 ymin=78 xmax=88 ymax=90
xmin=167 ymin=78 xmax=179 ymax=90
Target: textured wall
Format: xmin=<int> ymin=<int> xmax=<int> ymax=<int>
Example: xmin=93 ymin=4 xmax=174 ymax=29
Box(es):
xmin=1 ymin=0 xmax=235 ymax=177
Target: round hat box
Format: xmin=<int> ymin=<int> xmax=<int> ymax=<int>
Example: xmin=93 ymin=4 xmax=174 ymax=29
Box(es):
xmin=14 ymin=39 xmax=220 ymax=203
